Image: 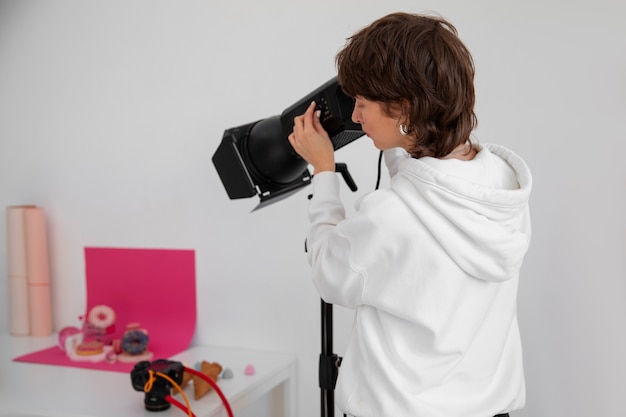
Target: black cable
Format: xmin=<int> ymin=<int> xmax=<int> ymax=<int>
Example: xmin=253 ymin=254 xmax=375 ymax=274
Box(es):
xmin=375 ymin=150 xmax=383 ymax=190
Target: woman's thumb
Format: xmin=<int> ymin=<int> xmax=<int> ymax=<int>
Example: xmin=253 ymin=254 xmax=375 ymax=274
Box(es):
xmin=313 ymin=109 xmax=324 ymax=129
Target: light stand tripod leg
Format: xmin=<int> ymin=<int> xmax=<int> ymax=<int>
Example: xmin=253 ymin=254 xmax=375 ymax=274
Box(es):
xmin=320 ymin=299 xmax=339 ymax=417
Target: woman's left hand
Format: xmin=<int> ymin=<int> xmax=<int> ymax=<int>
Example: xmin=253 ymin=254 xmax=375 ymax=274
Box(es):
xmin=288 ymin=101 xmax=335 ymax=175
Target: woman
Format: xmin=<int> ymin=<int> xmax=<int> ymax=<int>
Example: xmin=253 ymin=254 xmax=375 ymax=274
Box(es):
xmin=288 ymin=12 xmax=532 ymax=417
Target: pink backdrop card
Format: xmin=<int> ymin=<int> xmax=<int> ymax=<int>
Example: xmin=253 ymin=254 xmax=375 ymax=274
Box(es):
xmin=14 ymin=247 xmax=197 ymax=373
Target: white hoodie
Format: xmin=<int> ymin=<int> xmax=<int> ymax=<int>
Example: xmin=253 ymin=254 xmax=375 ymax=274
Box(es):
xmin=306 ymin=144 xmax=532 ymax=417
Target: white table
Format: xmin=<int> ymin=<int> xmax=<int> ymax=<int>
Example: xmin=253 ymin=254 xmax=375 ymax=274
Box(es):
xmin=0 ymin=333 xmax=296 ymax=417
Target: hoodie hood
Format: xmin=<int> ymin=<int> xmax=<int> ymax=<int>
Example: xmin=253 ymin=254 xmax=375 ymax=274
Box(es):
xmin=392 ymin=143 xmax=532 ymax=282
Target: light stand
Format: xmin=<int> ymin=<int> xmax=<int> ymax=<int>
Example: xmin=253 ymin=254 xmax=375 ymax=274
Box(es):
xmin=212 ymin=77 xmax=364 ymax=417
xmin=320 ymin=299 xmax=340 ymax=417
xmin=312 ymin=164 xmax=355 ymax=417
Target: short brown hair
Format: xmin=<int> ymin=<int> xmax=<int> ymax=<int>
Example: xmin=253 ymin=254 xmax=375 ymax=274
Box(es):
xmin=336 ymin=12 xmax=477 ymax=158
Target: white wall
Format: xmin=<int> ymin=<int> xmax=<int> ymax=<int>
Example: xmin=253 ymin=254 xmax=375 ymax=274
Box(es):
xmin=1 ymin=1 xmax=625 ymax=416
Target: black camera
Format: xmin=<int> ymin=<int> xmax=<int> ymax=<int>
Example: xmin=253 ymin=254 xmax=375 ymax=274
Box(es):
xmin=131 ymin=359 xmax=185 ymax=411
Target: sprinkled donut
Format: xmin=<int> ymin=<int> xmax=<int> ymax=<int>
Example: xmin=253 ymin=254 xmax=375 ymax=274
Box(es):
xmin=121 ymin=329 xmax=149 ymax=355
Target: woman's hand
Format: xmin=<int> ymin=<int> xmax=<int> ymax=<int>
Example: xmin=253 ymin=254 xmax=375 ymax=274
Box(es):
xmin=288 ymin=101 xmax=335 ymax=175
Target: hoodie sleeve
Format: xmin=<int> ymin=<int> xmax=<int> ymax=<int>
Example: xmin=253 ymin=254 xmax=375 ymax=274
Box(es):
xmin=306 ymin=171 xmax=365 ymax=308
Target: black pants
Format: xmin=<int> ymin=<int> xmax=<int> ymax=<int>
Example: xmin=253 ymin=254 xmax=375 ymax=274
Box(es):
xmin=346 ymin=414 xmax=509 ymax=417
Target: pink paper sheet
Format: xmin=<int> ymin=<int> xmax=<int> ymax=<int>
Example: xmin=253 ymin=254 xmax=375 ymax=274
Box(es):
xmin=14 ymin=247 xmax=197 ymax=373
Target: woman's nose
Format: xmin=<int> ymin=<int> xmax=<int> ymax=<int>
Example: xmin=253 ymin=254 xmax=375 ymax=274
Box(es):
xmin=351 ymin=107 xmax=360 ymax=124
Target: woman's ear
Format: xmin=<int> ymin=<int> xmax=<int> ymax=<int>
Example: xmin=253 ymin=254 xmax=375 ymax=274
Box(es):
xmin=386 ymin=99 xmax=409 ymax=121
xmin=398 ymin=99 xmax=412 ymax=129
xmin=400 ymin=98 xmax=411 ymax=116
xmin=398 ymin=98 xmax=411 ymax=123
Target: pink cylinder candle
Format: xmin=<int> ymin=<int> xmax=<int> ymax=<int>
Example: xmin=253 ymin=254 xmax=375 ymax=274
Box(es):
xmin=24 ymin=207 xmax=53 ymax=336
xmin=6 ymin=206 xmax=35 ymax=336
